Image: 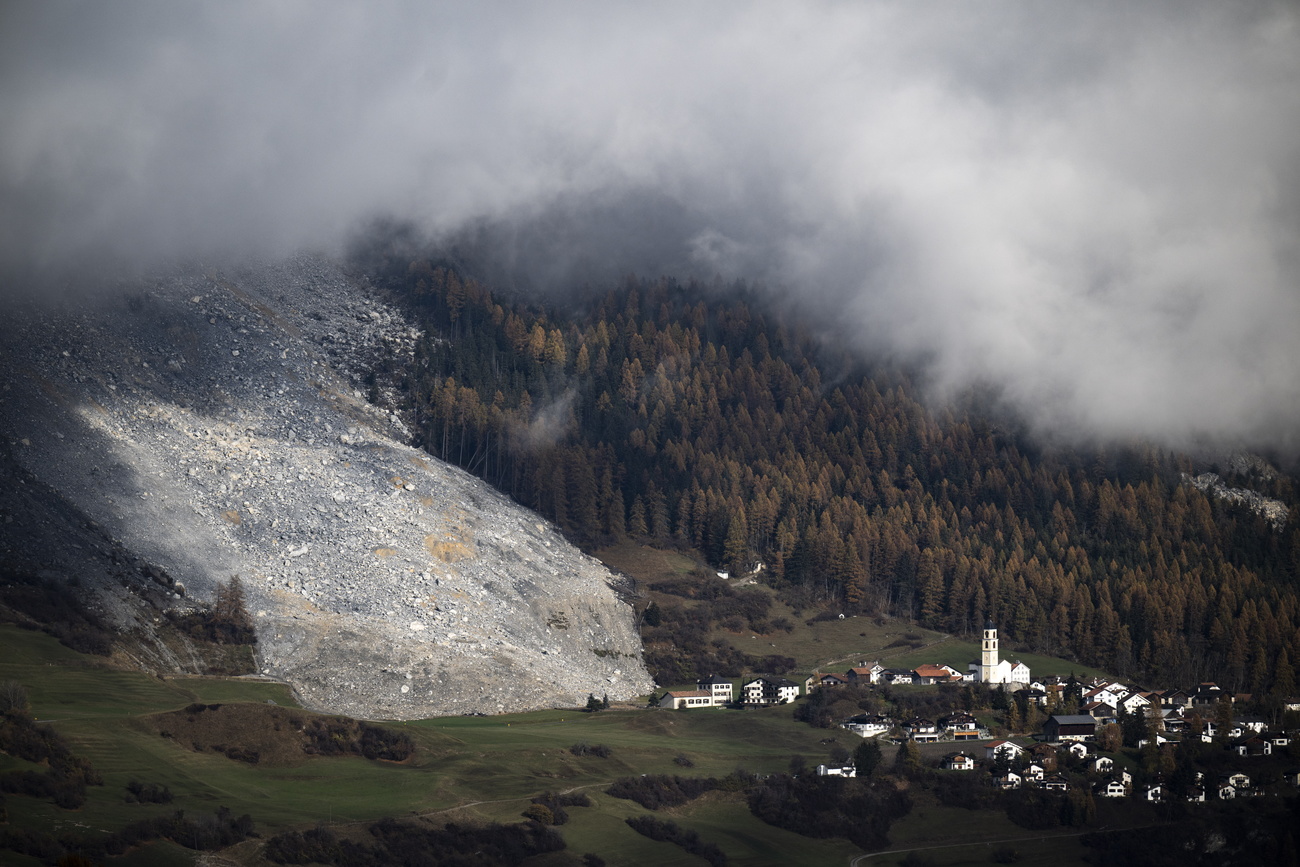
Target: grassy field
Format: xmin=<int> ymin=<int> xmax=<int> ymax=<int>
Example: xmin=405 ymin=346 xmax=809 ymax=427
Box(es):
xmin=0 ymin=625 xmax=877 ymax=865
xmin=1 ymin=579 xmax=1120 ymax=867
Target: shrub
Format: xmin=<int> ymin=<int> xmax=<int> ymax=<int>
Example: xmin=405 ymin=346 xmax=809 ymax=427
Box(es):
xmin=522 ymin=803 xmax=555 ymax=824
xmin=606 ymin=775 xmax=720 ymax=810
xmin=625 ymin=816 xmax=727 ymax=866
xmin=747 ymin=774 xmax=912 ymax=851
xmin=125 ymin=780 xmax=173 ymax=804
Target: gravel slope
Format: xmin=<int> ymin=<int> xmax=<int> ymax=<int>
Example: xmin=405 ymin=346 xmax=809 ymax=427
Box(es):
xmin=0 ymin=255 xmax=653 ymax=718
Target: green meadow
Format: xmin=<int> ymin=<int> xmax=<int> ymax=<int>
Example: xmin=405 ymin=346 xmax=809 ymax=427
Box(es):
xmin=0 ymin=626 xmax=865 ymax=865
xmin=1 ymin=622 xmax=1106 ymax=866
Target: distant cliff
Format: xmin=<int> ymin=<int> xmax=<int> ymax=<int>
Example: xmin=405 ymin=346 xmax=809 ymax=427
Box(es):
xmin=0 ymin=255 xmax=653 ymax=718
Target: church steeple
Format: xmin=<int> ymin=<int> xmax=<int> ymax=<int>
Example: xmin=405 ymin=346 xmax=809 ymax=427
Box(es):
xmin=981 ymin=619 xmax=999 ymax=682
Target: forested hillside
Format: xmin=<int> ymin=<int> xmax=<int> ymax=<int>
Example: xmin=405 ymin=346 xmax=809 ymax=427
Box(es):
xmin=359 ymin=246 xmax=1300 ymax=695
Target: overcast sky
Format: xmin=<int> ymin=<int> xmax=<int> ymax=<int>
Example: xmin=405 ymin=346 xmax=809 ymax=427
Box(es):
xmin=3 ymin=2 xmax=1298 ymax=453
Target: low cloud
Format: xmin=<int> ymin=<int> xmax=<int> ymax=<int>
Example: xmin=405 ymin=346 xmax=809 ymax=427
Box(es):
xmin=2 ymin=1 xmax=1298 ymax=452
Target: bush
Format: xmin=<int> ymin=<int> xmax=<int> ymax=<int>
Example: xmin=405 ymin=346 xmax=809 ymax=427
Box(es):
xmin=526 ymin=790 xmax=591 ymax=826
xmin=625 ymin=815 xmax=727 ymax=866
xmin=522 ymin=803 xmax=555 ymax=824
xmin=570 ymin=742 xmax=611 ymax=758
xmin=125 ymin=780 xmax=173 ymax=804
xmin=264 ymin=817 xmax=564 ymax=866
xmin=606 ymin=775 xmax=721 ymax=810
xmin=747 ymin=774 xmax=912 ymax=851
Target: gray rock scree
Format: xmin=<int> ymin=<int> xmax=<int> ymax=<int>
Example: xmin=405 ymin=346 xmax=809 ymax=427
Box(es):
xmin=0 ymin=255 xmax=653 ymax=718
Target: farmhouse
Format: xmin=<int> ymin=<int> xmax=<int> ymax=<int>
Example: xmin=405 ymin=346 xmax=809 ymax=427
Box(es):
xmin=845 ymin=661 xmax=884 ymax=685
xmin=914 ymin=664 xmax=962 ymax=684
xmin=657 ymin=690 xmax=715 ymax=709
xmin=1043 ymin=714 xmax=1096 ymax=742
xmin=1027 ymin=742 xmax=1058 ymax=770
xmin=806 ymin=672 xmax=849 ymax=691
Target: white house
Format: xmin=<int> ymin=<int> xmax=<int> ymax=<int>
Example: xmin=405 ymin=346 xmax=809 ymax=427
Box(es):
xmin=841 ymin=714 xmax=892 ymax=738
xmin=1118 ymin=691 xmax=1151 ymax=715
xmin=697 ymin=675 xmax=733 ymax=705
xmin=1095 ymin=779 xmax=1128 ymax=798
xmin=815 ymin=764 xmax=856 ymax=778
xmin=658 ymin=690 xmax=715 ymax=709
xmin=904 ymin=718 xmax=940 ymax=743
xmin=742 ymin=677 xmax=800 ymax=706
xmin=986 ymin=740 xmax=1025 ymax=762
xmin=942 ymin=752 xmax=976 ymax=771
xmin=1222 ymin=772 xmax=1251 ymax=789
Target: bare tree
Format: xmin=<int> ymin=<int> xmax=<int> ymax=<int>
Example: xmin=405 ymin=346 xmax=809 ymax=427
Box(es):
xmin=213 ymin=575 xmax=255 ymax=643
xmin=0 ymin=679 xmax=29 ymax=714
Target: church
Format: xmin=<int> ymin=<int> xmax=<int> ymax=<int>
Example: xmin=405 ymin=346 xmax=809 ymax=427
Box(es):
xmin=968 ymin=620 xmax=1031 ymax=686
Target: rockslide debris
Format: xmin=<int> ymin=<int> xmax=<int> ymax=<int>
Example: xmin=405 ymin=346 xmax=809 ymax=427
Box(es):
xmin=0 ymin=255 xmax=653 ymax=718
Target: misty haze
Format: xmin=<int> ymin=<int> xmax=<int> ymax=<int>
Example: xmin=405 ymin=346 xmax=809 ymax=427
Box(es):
xmin=2 ymin=3 xmax=1300 ymax=866
xmin=3 ymin=1 xmax=1298 ymax=452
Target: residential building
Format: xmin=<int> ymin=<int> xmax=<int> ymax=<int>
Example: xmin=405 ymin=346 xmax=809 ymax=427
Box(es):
xmin=658 ymin=690 xmax=715 ymax=709
xmin=742 ymin=677 xmax=800 ymax=706
xmin=697 ymin=675 xmax=733 ymax=705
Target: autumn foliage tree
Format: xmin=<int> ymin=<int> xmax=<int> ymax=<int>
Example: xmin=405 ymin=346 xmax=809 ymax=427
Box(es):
xmin=362 ymin=246 xmax=1300 ymax=691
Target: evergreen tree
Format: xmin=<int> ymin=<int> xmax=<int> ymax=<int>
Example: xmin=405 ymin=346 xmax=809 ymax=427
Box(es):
xmin=723 ymin=511 xmax=749 ymax=575
xmin=854 ymin=739 xmax=883 ymax=778
xmin=1273 ymin=647 xmax=1296 ymax=698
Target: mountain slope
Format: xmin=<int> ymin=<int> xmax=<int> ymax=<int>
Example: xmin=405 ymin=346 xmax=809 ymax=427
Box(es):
xmin=0 ymin=255 xmax=652 ymax=718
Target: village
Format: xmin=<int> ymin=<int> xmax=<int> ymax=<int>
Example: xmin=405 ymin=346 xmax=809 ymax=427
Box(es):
xmin=653 ymin=622 xmax=1300 ymax=803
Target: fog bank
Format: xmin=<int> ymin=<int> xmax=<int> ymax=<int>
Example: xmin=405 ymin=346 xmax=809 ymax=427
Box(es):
xmin=3 ymin=1 xmax=1298 ymax=450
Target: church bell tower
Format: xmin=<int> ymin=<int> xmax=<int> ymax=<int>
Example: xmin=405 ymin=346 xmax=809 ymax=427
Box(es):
xmin=981 ymin=619 xmax=999 ymax=683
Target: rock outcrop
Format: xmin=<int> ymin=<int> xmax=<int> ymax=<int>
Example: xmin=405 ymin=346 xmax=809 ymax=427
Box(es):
xmin=0 ymin=255 xmax=653 ymax=718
